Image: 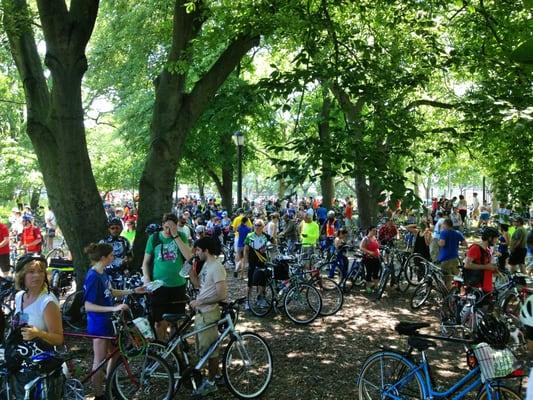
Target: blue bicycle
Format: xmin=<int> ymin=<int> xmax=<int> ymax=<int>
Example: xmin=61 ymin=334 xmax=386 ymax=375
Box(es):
xmin=357 ymin=322 xmax=523 ymax=399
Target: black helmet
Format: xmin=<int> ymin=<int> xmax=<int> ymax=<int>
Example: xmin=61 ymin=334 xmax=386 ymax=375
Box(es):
xmin=108 ymin=217 xmax=122 ymax=227
xmin=480 ymin=227 xmax=499 ymax=242
xmin=476 ymin=314 xmax=509 ymax=349
xmin=15 ymin=254 xmax=47 ymax=273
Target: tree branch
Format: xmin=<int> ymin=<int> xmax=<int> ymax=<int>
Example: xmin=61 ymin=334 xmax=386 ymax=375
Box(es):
xmin=3 ymin=0 xmax=50 ymax=121
xmin=185 ymin=34 xmax=260 ymax=124
xmin=404 ymin=99 xmax=458 ymax=111
xmin=0 ymin=98 xmax=26 ymax=105
xmin=330 ymin=82 xmax=366 ymax=123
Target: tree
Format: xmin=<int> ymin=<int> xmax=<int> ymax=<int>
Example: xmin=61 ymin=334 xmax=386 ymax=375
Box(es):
xmin=3 ymin=0 xmax=107 ymax=278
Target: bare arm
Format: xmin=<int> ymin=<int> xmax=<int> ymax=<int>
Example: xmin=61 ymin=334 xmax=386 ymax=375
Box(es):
xmin=21 ymin=301 xmax=63 ymax=346
xmin=85 ymin=301 xmax=128 ymax=313
xmin=174 ymin=236 xmax=193 ymax=260
xmin=141 ymin=253 xmax=152 ymax=284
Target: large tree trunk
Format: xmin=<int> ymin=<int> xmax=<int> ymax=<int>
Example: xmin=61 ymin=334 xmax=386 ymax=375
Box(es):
xmin=206 ymin=165 xmax=233 ymax=212
xmin=4 ymin=0 xmax=106 ymax=284
xmin=29 ymin=187 xmax=41 ymax=210
xmin=318 ymin=88 xmax=334 ymax=208
xmin=133 ymin=0 xmax=259 ymax=264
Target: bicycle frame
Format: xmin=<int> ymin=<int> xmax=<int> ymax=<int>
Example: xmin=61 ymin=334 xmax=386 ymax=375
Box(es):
xmin=158 ymin=311 xmax=241 ymax=381
xmin=383 ymin=352 xmax=495 ymax=400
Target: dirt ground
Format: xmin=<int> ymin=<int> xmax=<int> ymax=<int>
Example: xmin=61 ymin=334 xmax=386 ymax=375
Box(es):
xmin=66 ymin=272 xmax=530 ymax=400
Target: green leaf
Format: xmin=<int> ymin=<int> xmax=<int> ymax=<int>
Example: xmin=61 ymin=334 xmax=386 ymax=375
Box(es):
xmin=511 ymin=39 xmax=533 ymax=64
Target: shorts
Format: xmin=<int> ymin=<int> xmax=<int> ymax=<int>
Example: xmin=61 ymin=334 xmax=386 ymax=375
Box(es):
xmin=508 ymin=248 xmax=527 ymax=266
xmin=87 ymin=314 xmax=114 ymax=336
xmin=0 ymin=254 xmax=10 ymax=273
xmin=195 ymin=308 xmax=221 ymax=358
xmin=440 ymin=258 xmax=459 ymax=276
xmin=301 ymin=245 xmax=315 ymax=261
xmin=150 ymin=285 xmax=186 ymax=322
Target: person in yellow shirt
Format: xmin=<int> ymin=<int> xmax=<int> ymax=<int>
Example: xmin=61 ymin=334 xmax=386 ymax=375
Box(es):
xmin=300 ymin=211 xmax=320 ymax=267
xmin=231 ymin=209 xmax=252 ymax=278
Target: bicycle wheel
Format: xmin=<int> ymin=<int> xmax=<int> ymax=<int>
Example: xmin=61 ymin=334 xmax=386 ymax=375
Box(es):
xmin=501 ymin=293 xmax=521 ymax=320
xmin=312 ymin=277 xmax=343 ymax=316
xmin=397 ymin=266 xmax=410 ymax=293
xmin=440 ymin=287 xmax=461 ymax=325
xmin=317 ymin=261 xmax=344 ymax=284
xmin=62 ymin=290 xmax=86 ymax=331
xmin=358 ymin=351 xmax=425 ymax=399
xmin=405 ymin=254 xmax=428 ymax=286
xmin=410 ymin=280 xmax=432 ymax=310
xmin=284 ymin=283 xmax=322 ymax=324
xmin=373 ymin=268 xmax=391 ymax=301
xmin=223 ymin=332 xmax=273 ymax=399
xmin=477 ymin=384 xmax=521 ymax=399
xmin=107 ymin=353 xmax=174 ymax=400
xmin=148 ymin=341 xmax=181 ymax=392
xmin=248 ymin=284 xmax=274 ymax=317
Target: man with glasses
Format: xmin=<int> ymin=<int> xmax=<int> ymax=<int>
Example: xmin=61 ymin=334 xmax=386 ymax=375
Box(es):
xmin=243 ymin=219 xmax=270 ymax=309
xmin=100 ymin=217 xmax=131 ymax=280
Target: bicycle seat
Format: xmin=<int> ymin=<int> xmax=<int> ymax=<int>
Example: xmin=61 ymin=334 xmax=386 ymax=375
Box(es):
xmin=162 ymin=313 xmax=189 ymax=323
xmin=407 ymin=336 xmax=435 ymax=351
xmin=395 ymin=321 xmax=430 ymax=336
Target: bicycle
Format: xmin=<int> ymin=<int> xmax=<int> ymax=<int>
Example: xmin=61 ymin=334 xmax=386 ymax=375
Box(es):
xmin=63 ymin=310 xmax=174 ymax=399
xmin=149 ymin=297 xmax=273 ymax=399
xmin=410 ymin=261 xmax=449 ymax=310
xmin=0 ymin=350 xmax=81 ymax=400
xmin=247 ymin=257 xmax=323 ymax=324
xmin=357 ymin=321 xmax=523 ymax=399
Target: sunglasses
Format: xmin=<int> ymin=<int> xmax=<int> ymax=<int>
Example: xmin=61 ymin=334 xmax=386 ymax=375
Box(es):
xmin=254 ymin=224 xmax=263 ymax=228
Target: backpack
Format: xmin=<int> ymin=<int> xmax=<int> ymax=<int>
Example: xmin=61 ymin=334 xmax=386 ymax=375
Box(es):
xmin=463 ymin=244 xmax=488 ymax=286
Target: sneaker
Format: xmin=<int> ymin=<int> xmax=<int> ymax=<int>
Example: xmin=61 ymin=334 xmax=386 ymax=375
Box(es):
xmin=192 ymin=378 xmax=218 ymax=397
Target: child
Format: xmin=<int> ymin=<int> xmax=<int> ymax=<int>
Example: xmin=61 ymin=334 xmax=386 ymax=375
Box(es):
xmin=83 ymin=243 xmax=145 ymax=400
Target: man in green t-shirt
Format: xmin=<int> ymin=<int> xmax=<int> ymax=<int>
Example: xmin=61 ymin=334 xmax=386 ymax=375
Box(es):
xmin=142 ymin=213 xmax=192 ymax=340
xmin=508 ymin=216 xmax=527 ymax=273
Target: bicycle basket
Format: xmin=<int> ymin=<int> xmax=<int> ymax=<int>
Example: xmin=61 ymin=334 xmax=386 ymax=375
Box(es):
xmin=472 ymin=343 xmax=516 ymax=382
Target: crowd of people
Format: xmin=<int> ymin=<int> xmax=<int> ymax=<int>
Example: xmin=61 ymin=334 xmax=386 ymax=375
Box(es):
xmin=1 ymin=191 xmax=533 ymax=398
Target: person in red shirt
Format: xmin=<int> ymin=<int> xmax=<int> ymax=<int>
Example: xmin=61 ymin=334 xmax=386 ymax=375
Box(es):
xmin=0 ymin=222 xmax=10 ymax=276
xmin=378 ymin=219 xmax=398 ymax=246
xmin=463 ymin=227 xmax=500 ymax=293
xmin=21 ymin=215 xmax=42 ymax=254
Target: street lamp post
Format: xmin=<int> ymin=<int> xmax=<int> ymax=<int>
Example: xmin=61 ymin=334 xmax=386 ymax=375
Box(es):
xmin=232 ymin=131 xmax=245 ymax=208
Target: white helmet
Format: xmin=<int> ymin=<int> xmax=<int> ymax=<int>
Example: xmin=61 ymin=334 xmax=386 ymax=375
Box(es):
xmin=327 ymin=210 xmax=335 ymax=218
xmin=520 ymin=295 xmax=533 ymax=327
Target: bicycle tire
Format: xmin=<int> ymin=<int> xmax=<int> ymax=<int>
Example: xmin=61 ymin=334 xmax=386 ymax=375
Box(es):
xmin=62 ymin=290 xmax=86 ymax=331
xmin=317 ymin=261 xmax=344 ymax=284
xmin=373 ymin=268 xmax=391 ymax=301
xmin=501 ymin=292 xmax=521 ymax=320
xmin=148 ymin=341 xmax=181 ymax=393
xmin=405 ymin=254 xmax=429 ymax=286
xmin=440 ymin=287 xmax=461 ymax=326
xmin=248 ymin=284 xmax=274 ymax=317
xmin=410 ymin=280 xmax=432 ymax=310
xmin=284 ymin=283 xmax=322 ymax=324
xmin=106 ymin=353 xmax=174 ymax=400
xmin=312 ymin=277 xmax=343 ymax=316
xmin=358 ymin=350 xmax=425 ymax=399
xmin=476 ymin=384 xmax=521 ymax=399
xmin=223 ymin=332 xmax=273 ymax=399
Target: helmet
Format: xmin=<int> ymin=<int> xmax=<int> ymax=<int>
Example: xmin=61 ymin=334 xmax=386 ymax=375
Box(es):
xmin=327 ymin=210 xmax=335 ymax=218
xmin=222 ymin=211 xmax=228 ymax=217
xmin=108 ymin=217 xmax=122 ymax=227
xmin=195 ymin=225 xmax=206 ymax=234
xmin=480 ymin=227 xmax=499 ymax=241
xmin=520 ymin=295 xmax=533 ymax=327
xmin=15 ymin=254 xmax=47 ymax=273
xmin=22 ymin=214 xmax=33 ymax=222
xmin=145 ymin=223 xmax=162 ymax=234
xmin=476 ymin=314 xmax=509 ymax=349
